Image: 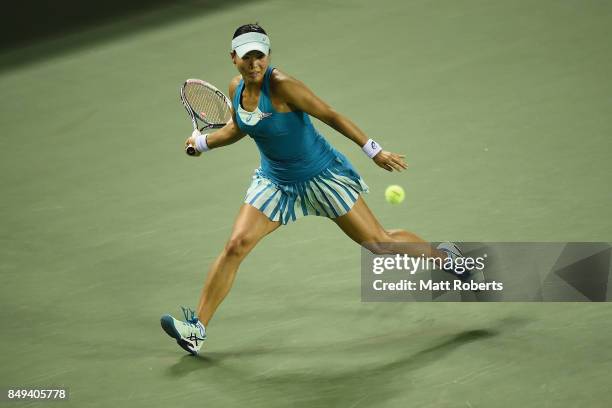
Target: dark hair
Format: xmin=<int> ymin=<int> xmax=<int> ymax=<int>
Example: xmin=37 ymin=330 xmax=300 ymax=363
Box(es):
xmin=232 ymin=23 xmax=267 ymax=39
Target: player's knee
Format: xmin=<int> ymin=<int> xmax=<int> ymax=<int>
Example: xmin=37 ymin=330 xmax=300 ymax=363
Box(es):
xmin=365 ymin=243 xmax=394 ymax=255
xmin=224 ymin=234 xmax=253 ymax=258
xmin=385 ymin=229 xmax=400 ymax=237
xmin=362 ymin=231 xmax=394 ymax=254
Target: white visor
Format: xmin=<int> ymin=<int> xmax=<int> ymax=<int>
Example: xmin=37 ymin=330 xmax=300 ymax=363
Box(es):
xmin=231 ymin=32 xmax=270 ymax=58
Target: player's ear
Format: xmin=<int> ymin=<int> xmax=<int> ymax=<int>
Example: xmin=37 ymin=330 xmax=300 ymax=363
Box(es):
xmin=230 ymin=50 xmax=237 ymax=65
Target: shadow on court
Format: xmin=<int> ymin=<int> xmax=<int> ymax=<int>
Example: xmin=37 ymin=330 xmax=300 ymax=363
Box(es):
xmin=163 ymin=321 xmax=521 ymax=407
xmin=0 ymin=0 xmax=263 ymax=72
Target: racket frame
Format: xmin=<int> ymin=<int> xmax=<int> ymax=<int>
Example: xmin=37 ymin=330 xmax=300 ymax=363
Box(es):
xmin=179 ymin=79 xmax=232 ymax=156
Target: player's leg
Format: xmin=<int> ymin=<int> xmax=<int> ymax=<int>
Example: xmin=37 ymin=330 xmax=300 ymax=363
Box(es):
xmin=196 ymin=203 xmax=281 ymax=325
xmin=333 ymin=196 xmax=446 ymax=257
xmin=161 ymin=204 xmax=280 ymax=355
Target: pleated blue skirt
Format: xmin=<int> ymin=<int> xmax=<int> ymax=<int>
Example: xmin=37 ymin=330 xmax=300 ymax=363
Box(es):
xmin=244 ymin=155 xmax=369 ymax=225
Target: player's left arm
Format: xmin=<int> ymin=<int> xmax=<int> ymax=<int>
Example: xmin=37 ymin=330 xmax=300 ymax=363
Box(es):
xmin=272 ymin=70 xmax=407 ymax=172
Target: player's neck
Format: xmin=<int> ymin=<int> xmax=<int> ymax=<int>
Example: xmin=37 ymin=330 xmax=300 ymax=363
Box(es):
xmin=241 ymin=81 xmax=263 ymax=112
xmin=243 ymin=80 xmax=263 ymax=94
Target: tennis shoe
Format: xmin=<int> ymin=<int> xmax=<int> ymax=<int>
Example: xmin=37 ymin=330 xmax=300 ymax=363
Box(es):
xmin=437 ymin=242 xmax=476 ymax=282
xmin=160 ymin=307 xmax=206 ymax=355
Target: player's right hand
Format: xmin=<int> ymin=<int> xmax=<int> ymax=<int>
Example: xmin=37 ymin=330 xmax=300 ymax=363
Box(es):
xmin=185 ymin=129 xmax=202 ymax=156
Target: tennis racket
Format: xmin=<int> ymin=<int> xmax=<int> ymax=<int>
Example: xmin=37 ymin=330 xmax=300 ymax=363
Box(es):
xmin=179 ymin=79 xmax=232 ymax=156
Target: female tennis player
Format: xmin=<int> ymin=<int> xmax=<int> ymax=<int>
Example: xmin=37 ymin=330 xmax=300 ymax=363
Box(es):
xmin=161 ymin=24 xmax=468 ymax=355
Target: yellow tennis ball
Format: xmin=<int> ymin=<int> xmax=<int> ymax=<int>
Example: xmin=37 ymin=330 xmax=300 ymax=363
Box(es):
xmin=385 ymin=185 xmax=405 ymax=204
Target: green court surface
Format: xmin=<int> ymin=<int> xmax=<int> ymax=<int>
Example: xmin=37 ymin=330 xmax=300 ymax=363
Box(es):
xmin=1 ymin=0 xmax=612 ymax=407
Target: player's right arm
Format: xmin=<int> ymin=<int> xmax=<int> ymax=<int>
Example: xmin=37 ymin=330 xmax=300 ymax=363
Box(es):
xmin=184 ymin=75 xmax=246 ymax=150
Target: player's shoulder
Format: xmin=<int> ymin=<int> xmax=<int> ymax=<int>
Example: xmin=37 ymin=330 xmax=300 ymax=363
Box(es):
xmin=270 ymin=68 xmax=295 ymax=85
xmin=270 ymin=68 xmax=303 ymax=95
xmin=228 ymin=75 xmax=242 ymax=98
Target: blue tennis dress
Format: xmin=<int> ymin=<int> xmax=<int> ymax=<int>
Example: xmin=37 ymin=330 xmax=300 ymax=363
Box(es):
xmin=233 ymin=66 xmax=369 ymax=224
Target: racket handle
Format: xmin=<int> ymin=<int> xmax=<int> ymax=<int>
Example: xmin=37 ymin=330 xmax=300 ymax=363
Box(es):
xmin=185 ymin=144 xmax=198 ymax=156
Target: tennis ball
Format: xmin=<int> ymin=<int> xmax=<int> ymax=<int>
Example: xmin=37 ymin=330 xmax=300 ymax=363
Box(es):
xmin=385 ymin=185 xmax=405 ymax=204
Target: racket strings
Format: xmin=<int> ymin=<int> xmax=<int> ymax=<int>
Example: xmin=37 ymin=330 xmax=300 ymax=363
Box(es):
xmin=184 ymin=84 xmax=231 ymax=125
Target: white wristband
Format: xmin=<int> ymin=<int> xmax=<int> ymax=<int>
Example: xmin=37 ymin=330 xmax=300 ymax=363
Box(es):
xmin=362 ymin=139 xmax=382 ymax=158
xmin=195 ymin=133 xmax=210 ymax=152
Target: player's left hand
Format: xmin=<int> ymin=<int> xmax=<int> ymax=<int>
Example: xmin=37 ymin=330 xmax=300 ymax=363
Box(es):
xmin=373 ymin=150 xmax=407 ymax=172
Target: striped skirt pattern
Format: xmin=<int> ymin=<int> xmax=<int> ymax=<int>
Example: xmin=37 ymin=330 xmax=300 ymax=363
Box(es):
xmin=244 ymin=157 xmax=369 ymax=225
